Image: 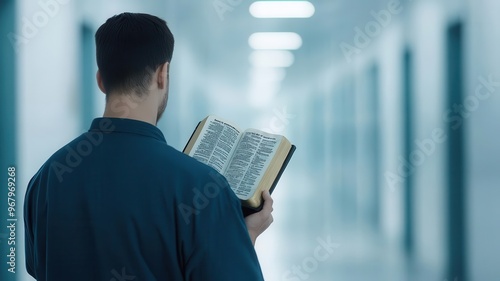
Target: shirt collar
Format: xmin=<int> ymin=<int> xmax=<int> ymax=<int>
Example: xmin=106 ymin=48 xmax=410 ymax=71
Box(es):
xmin=89 ymin=118 xmax=166 ymax=143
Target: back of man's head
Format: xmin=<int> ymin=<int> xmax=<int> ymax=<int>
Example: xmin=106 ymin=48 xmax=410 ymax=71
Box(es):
xmin=95 ymin=13 xmax=174 ymax=96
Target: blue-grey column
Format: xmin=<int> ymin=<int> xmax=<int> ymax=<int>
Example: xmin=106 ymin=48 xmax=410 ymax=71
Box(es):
xmin=446 ymin=22 xmax=466 ymax=281
xmin=0 ymin=0 xmax=18 ymax=280
xmin=80 ymin=24 xmax=95 ymax=131
xmin=403 ymin=49 xmax=414 ymax=258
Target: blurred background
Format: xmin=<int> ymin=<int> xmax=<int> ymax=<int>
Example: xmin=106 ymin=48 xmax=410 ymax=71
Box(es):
xmin=1 ymin=0 xmax=500 ymax=280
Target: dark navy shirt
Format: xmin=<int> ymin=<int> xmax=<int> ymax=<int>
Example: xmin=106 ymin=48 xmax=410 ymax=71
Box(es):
xmin=24 ymin=118 xmax=264 ymax=281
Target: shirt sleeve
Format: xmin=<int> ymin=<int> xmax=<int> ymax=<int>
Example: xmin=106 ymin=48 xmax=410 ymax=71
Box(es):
xmin=24 ymin=174 xmax=38 ymax=278
xmin=180 ymin=172 xmax=265 ymax=281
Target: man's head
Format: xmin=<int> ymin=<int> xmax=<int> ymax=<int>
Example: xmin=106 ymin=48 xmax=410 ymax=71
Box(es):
xmin=95 ymin=13 xmax=174 ymax=123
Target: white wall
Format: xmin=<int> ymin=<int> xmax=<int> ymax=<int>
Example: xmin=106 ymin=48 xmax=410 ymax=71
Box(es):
xmin=378 ymin=22 xmax=405 ymax=246
xmin=467 ymin=0 xmax=500 ymax=279
xmin=410 ymin=1 xmax=447 ymax=277
xmin=17 ymin=0 xmax=80 ymax=279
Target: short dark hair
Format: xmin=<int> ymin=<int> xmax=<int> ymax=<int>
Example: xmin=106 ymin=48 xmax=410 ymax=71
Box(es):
xmin=95 ymin=13 xmax=174 ymax=95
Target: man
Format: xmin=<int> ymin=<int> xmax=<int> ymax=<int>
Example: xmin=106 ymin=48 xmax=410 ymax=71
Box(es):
xmin=24 ymin=13 xmax=273 ymax=280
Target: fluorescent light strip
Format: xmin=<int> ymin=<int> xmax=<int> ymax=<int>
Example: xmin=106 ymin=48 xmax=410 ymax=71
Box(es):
xmin=249 ymin=32 xmax=303 ymax=50
xmin=249 ymin=50 xmax=295 ymax=68
xmin=250 ymin=1 xmax=315 ymax=19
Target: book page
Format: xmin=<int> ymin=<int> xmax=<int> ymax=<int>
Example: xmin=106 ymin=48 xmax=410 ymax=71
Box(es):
xmin=223 ymin=129 xmax=282 ymax=199
xmin=188 ymin=116 xmax=241 ymax=174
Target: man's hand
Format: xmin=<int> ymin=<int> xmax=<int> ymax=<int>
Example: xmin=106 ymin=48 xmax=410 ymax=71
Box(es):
xmin=245 ymin=191 xmax=274 ymax=246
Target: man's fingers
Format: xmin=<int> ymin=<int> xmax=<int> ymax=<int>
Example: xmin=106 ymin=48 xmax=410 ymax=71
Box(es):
xmin=262 ymin=190 xmax=274 ymax=213
xmin=263 ymin=190 xmax=273 ymax=199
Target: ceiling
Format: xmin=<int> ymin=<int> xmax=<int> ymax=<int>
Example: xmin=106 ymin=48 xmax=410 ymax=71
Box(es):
xmin=163 ymin=0 xmax=402 ymax=107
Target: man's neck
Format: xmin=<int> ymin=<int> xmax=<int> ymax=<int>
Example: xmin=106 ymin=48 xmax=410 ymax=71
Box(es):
xmin=103 ymin=92 xmax=158 ymax=126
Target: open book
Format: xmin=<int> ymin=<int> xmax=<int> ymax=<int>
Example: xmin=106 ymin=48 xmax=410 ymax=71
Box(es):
xmin=183 ymin=116 xmax=295 ymax=213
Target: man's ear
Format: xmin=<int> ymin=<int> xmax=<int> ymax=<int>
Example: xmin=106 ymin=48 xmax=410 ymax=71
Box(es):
xmin=157 ymin=62 xmax=170 ymax=89
xmin=96 ymin=70 xmax=106 ymax=94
